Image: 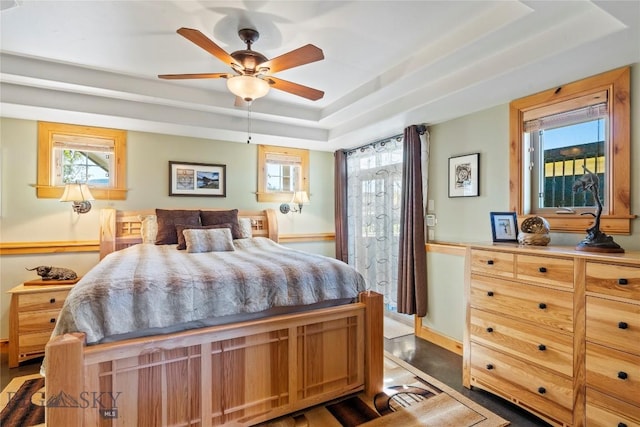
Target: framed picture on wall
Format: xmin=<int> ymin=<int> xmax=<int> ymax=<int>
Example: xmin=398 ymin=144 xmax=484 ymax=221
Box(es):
xmin=490 ymin=212 xmax=519 ymax=242
xmin=448 ymin=153 xmax=479 ymax=197
xmin=169 ymin=161 xmax=226 ymax=197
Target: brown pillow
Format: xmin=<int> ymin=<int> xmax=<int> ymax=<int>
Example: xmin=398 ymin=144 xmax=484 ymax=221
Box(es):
xmin=200 ymin=209 xmax=242 ymax=239
xmin=155 ymin=209 xmax=201 ymax=245
xmin=175 ymin=223 xmax=233 ymax=250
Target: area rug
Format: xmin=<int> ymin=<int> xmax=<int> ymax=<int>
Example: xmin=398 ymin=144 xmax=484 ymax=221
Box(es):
xmin=0 ymin=374 xmax=45 ymax=427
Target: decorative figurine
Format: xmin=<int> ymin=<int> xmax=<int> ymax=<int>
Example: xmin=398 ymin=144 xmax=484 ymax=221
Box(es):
xmin=572 ymin=166 xmax=624 ymax=253
xmin=26 ymin=266 xmax=78 ymax=280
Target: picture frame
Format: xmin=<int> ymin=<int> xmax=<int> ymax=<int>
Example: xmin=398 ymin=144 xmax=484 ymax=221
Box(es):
xmin=169 ymin=161 xmax=226 ymax=197
xmin=490 ymin=212 xmax=519 ymax=242
xmin=448 ymin=153 xmax=479 ymax=197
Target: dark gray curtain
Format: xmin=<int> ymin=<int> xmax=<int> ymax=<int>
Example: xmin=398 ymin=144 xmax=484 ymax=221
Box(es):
xmin=397 ymin=125 xmax=427 ymax=316
xmin=334 ymin=149 xmax=348 ymax=262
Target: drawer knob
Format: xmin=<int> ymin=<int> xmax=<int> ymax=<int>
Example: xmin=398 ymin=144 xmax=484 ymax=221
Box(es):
xmin=487 ymin=291 xmax=494 ymax=297
xmin=50 ymin=318 xmax=56 ymax=323
xmin=486 ymin=364 xmax=494 ymax=370
xmin=538 ymin=267 xmax=547 ymax=273
xmin=49 ymin=298 xmax=56 ymax=304
xmin=617 ymin=371 xmax=628 ymax=380
xmin=538 ymin=344 xmax=547 ymax=351
xmin=618 ymin=321 xmax=629 ymax=329
xmin=618 ymin=278 xmax=628 ymax=285
xmin=538 ymin=302 xmax=547 ymax=309
xmin=618 ymin=423 xmax=628 ymax=427
xmin=487 ymin=260 xmax=494 ymax=265
xmin=537 ymin=387 xmax=546 ymax=394
xmin=486 ymin=327 xmax=494 ymax=333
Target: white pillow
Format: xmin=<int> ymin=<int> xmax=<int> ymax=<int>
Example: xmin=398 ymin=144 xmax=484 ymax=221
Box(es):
xmin=238 ymin=217 xmax=253 ymax=239
xmin=184 ymin=228 xmax=235 ymax=253
xmin=138 ymin=215 xmax=158 ymax=243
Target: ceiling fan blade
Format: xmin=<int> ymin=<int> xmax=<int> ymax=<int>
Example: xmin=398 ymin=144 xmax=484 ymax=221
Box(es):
xmin=268 ymin=76 xmax=324 ymax=101
xmin=260 ymin=44 xmax=324 ymax=74
xmin=158 ymin=72 xmax=231 ymax=80
xmin=176 ymin=27 xmax=240 ymax=68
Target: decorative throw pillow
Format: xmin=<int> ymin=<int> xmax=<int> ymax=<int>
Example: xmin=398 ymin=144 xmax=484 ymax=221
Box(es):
xmin=238 ymin=217 xmax=253 ymax=239
xmin=155 ymin=209 xmax=201 ymax=245
xmin=200 ymin=209 xmax=242 ymax=239
xmin=138 ymin=214 xmax=158 ymax=243
xmin=175 ymin=223 xmax=233 ymax=250
xmin=184 ymin=228 xmax=235 ymax=253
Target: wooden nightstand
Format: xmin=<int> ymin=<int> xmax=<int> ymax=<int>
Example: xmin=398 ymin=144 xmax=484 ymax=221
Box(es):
xmin=7 ymin=281 xmax=77 ymax=368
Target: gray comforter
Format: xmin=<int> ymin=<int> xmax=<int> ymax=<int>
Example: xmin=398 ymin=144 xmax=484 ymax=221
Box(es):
xmin=51 ymin=238 xmax=366 ymax=344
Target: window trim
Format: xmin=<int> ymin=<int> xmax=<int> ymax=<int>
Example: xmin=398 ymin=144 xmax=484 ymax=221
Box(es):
xmin=257 ymin=144 xmax=309 ymax=203
xmin=37 ymin=121 xmax=127 ymax=200
xmin=509 ymin=66 xmax=633 ymax=234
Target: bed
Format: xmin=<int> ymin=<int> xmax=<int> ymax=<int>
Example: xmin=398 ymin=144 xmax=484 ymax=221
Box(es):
xmin=45 ymin=208 xmax=383 ymax=427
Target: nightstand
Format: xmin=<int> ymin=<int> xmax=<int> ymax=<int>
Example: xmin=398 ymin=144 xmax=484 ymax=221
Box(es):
xmin=7 ymin=282 xmax=77 ymax=368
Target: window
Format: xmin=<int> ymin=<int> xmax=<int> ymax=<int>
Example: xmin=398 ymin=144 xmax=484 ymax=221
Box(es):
xmin=37 ymin=122 xmax=127 ymax=200
xmin=257 ymin=145 xmax=309 ymax=202
xmin=509 ymin=67 xmax=633 ymax=234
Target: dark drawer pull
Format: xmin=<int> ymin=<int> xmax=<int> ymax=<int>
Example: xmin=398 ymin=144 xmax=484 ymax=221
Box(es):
xmin=537 ymin=387 xmax=546 ymax=394
xmin=486 ymin=327 xmax=494 ymax=333
xmin=487 ymin=291 xmax=494 ymax=297
xmin=618 ymin=321 xmax=629 ymax=329
xmin=487 ymin=260 xmax=494 ymax=265
xmin=486 ymin=364 xmax=494 ymax=370
xmin=618 ymin=371 xmax=628 ymax=380
xmin=538 ymin=344 xmax=547 ymax=351
xmin=538 ymin=302 xmax=547 ymax=309
xmin=49 ymin=298 xmax=56 ymax=304
xmin=50 ymin=318 xmax=56 ymax=323
xmin=618 ymin=423 xmax=628 ymax=427
xmin=618 ymin=278 xmax=628 ymax=285
xmin=538 ymin=267 xmax=547 ymax=273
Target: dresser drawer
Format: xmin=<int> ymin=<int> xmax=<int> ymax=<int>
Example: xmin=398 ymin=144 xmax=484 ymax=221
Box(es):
xmin=470 ymin=308 xmax=573 ymax=376
xmin=587 ymin=296 xmax=640 ymax=355
xmin=470 ymin=342 xmax=573 ymax=425
xmin=470 ymin=249 xmax=514 ymax=278
xmin=18 ymin=309 xmax=60 ymax=333
xmin=586 ymin=388 xmax=640 ymax=427
xmin=17 ymin=290 xmax=70 ymax=312
xmin=18 ymin=331 xmax=53 ymax=355
xmin=586 ymin=342 xmax=640 ymax=406
xmin=470 ymin=276 xmax=574 ymax=332
xmin=586 ymin=262 xmax=640 ymax=300
xmin=516 ymin=254 xmax=574 ymax=289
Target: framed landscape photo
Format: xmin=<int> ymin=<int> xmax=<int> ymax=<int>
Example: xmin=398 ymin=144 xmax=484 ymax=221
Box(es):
xmin=169 ymin=161 xmax=226 ymax=197
xmin=490 ymin=212 xmax=518 ymax=242
xmin=448 ymin=153 xmax=479 ymax=197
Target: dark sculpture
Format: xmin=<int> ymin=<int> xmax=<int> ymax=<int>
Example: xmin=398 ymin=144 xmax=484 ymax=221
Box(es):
xmin=26 ymin=266 xmax=78 ymax=281
xmin=572 ymin=166 xmax=624 ymax=253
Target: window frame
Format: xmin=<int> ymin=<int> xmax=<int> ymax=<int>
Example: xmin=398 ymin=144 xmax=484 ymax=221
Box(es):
xmin=37 ymin=121 xmax=127 ymax=200
xmin=509 ymin=66 xmax=633 ymax=234
xmin=257 ymin=144 xmax=309 ymax=203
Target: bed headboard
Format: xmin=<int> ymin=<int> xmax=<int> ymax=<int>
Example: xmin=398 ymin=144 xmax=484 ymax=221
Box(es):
xmin=99 ymin=208 xmax=278 ymax=259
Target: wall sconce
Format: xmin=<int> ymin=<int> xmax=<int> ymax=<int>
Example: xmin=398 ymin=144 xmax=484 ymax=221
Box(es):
xmin=60 ymin=183 xmax=95 ymax=214
xmin=279 ymin=191 xmax=309 ymax=214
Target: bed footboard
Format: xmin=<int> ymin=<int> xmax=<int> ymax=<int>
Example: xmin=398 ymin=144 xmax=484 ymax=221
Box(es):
xmin=45 ymin=291 xmax=383 ymax=427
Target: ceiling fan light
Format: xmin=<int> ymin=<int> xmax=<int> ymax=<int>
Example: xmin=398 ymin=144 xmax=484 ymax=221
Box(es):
xmin=227 ymin=75 xmax=270 ymax=102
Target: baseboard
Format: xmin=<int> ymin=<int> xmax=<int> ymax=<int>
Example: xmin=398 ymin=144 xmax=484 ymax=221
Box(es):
xmin=414 ymin=318 xmax=463 ymax=356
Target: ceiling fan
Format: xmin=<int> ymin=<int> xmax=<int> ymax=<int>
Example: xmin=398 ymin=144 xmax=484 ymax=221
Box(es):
xmin=158 ymin=27 xmax=325 ymax=103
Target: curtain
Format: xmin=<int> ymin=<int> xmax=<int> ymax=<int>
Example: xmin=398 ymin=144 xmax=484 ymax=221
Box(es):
xmin=334 ymin=150 xmax=348 ymax=263
xmin=346 ymin=136 xmax=404 ymax=311
xmin=397 ymin=125 xmax=429 ymax=316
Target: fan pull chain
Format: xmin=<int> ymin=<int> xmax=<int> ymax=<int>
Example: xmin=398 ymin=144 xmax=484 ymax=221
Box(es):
xmin=247 ymin=103 xmax=252 ymax=144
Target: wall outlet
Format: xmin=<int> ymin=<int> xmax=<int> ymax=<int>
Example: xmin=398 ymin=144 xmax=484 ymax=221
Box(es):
xmin=428 ymin=199 xmax=435 ymax=211
xmin=428 ymin=229 xmax=435 ymax=240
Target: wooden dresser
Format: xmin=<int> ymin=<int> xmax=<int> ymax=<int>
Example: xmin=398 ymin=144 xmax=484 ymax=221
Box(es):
xmin=8 ymin=282 xmax=76 ymax=368
xmin=463 ymin=244 xmax=640 ymax=427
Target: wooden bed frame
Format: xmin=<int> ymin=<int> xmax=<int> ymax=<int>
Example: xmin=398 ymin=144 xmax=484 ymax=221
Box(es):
xmin=45 ymin=208 xmax=383 ymax=427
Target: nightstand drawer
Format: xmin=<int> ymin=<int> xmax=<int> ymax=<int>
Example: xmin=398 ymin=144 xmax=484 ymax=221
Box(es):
xmin=586 ymin=342 xmax=640 ymax=406
xmin=470 ymin=250 xmax=514 ymax=278
xmin=516 ymin=254 xmax=574 ymax=289
xmin=586 ymin=388 xmax=640 ymax=427
xmin=17 ymin=290 xmax=70 ymax=312
xmin=18 ymin=309 xmax=60 ymax=333
xmin=470 ymin=275 xmax=574 ymax=332
xmin=586 ymin=296 xmax=640 ymax=355
xmin=470 ymin=308 xmax=573 ymax=376
xmin=586 ymin=262 xmax=640 ymax=300
xmin=18 ymin=331 xmax=53 ymax=355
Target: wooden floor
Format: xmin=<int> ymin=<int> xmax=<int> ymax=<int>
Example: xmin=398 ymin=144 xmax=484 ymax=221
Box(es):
xmin=2 ymin=324 xmax=550 ymax=426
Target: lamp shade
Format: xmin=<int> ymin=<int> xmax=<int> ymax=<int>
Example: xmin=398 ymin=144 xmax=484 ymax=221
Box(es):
xmin=60 ymin=183 xmax=95 ymax=202
xmin=227 ymin=75 xmax=270 ymax=101
xmin=292 ymin=191 xmax=310 ymax=205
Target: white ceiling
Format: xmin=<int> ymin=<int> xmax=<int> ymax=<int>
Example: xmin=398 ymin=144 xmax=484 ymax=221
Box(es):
xmin=1 ymin=1 xmax=639 ymax=151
